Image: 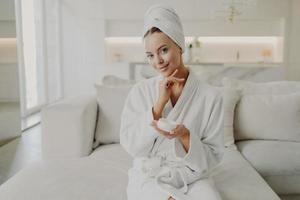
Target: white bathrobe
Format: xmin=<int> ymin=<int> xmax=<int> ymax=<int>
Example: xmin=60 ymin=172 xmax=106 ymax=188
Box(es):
xmin=120 ymin=70 xmax=224 ymax=200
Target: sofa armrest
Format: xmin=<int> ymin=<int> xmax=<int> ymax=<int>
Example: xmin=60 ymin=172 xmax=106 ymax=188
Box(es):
xmin=41 ymin=95 xmax=98 ymax=159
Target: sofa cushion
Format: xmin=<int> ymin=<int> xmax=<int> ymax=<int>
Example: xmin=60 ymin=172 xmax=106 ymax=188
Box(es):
xmin=234 ymin=93 xmax=300 ymax=141
xmin=0 ymin=153 xmax=130 ymax=200
xmin=101 ymin=75 xmax=136 ymax=86
xmin=94 ymin=75 xmax=238 ymax=149
xmin=210 ymin=148 xmax=280 ymax=200
xmin=0 ymin=144 xmax=280 ymax=200
xmin=41 ymin=95 xmax=98 ymax=158
xmin=236 ymin=140 xmax=300 ymax=195
xmin=93 ymin=84 xmax=132 ymax=146
xmin=222 ymin=88 xmax=240 ymax=148
xmin=222 ymin=78 xmax=300 ymax=142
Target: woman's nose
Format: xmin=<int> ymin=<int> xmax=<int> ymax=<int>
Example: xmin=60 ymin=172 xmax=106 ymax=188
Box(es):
xmin=155 ymin=55 xmax=164 ymax=65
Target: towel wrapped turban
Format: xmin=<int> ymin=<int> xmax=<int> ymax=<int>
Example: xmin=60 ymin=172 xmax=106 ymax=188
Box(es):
xmin=143 ymin=4 xmax=185 ymax=53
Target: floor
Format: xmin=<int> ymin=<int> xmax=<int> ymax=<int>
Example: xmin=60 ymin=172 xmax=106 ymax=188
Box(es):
xmin=0 ymin=102 xmax=21 ymax=146
xmin=0 ymin=124 xmax=42 ymax=185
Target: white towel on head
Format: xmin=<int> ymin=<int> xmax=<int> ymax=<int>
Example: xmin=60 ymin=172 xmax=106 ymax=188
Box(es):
xmin=143 ymin=4 xmax=185 ymax=53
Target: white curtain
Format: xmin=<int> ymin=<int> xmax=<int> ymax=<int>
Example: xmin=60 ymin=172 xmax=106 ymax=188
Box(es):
xmin=15 ymin=0 xmax=62 ymax=117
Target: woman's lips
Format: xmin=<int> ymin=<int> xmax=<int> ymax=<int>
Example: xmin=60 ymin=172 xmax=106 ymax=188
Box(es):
xmin=159 ymin=64 xmax=169 ymax=72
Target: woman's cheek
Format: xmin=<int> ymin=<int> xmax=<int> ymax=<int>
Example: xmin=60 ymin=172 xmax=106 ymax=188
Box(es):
xmin=164 ymin=53 xmax=173 ymax=65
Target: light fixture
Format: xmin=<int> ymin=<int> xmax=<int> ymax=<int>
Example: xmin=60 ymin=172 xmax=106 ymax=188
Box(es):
xmin=215 ymin=0 xmax=256 ymax=23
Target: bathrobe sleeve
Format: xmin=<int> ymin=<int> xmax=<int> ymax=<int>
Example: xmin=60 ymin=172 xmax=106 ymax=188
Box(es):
xmin=120 ymin=84 xmax=158 ymax=157
xmin=176 ymin=94 xmax=224 ymax=175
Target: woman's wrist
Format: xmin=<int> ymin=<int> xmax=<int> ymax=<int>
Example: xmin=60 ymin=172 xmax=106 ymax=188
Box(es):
xmin=152 ymin=101 xmax=165 ymax=120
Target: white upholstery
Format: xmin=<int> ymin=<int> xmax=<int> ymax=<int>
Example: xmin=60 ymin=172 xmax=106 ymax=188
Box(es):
xmin=2 ymin=77 xmax=299 ymax=199
xmin=222 ymin=77 xmax=300 ymax=143
xmin=41 ymin=95 xmax=98 ymax=159
xmin=0 ymin=145 xmax=280 ymax=200
xmin=222 ymin=78 xmax=300 ymax=95
xmin=96 ymin=75 xmax=239 ymax=149
xmin=221 ymin=77 xmax=300 ymax=196
xmin=236 ymin=140 xmax=300 ymax=195
xmin=101 ymin=75 xmax=136 ymax=86
xmin=211 ymin=148 xmax=280 ymax=200
xmin=93 ymin=84 xmax=132 ymax=145
xmin=0 ymin=147 xmax=129 ymax=200
xmin=222 ymin=88 xmax=240 ymax=148
xmin=234 ymin=93 xmax=300 ymax=141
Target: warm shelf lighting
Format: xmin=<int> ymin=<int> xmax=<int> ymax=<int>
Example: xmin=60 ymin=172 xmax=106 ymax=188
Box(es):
xmin=105 ymin=36 xmax=281 ymax=45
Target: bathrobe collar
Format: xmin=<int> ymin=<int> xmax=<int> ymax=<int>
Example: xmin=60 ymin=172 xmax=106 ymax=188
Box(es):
xmin=161 ymin=69 xmax=199 ymax=121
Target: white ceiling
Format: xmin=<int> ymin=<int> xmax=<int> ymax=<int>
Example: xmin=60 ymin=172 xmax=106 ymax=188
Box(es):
xmin=101 ymin=0 xmax=290 ymax=20
xmin=0 ymin=0 xmax=292 ymax=21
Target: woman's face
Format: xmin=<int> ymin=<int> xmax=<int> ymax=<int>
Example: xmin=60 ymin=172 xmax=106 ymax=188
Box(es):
xmin=144 ymin=32 xmax=182 ymax=77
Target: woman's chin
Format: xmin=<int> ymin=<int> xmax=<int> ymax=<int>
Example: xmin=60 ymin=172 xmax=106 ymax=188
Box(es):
xmin=160 ymin=69 xmax=171 ymax=77
xmin=158 ymin=66 xmax=178 ymax=77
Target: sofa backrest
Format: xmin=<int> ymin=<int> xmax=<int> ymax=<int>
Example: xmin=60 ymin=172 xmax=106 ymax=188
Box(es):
xmin=93 ymin=77 xmax=134 ymax=148
xmin=92 ymin=74 xmax=300 ymax=149
xmin=92 ymin=75 xmax=239 ymax=149
xmin=223 ymin=78 xmax=300 ymax=142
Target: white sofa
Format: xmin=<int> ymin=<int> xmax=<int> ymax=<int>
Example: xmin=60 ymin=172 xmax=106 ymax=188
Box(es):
xmin=0 ymin=76 xmax=299 ymax=200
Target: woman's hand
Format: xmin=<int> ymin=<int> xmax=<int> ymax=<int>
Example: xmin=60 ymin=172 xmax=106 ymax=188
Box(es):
xmin=158 ymin=69 xmax=185 ymax=105
xmin=151 ymin=120 xmax=190 ymax=140
xmin=152 ymin=69 xmax=185 ymax=120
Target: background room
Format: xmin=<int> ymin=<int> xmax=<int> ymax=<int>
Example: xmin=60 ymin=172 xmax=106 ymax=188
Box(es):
xmin=0 ymin=0 xmax=300 ymax=199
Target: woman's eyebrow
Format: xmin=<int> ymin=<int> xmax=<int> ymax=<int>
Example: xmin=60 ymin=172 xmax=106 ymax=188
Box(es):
xmin=146 ymin=44 xmax=167 ymax=54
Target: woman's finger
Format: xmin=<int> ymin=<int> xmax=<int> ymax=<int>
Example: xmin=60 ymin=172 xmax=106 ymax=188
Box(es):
xmin=151 ymin=120 xmax=169 ymax=134
xmin=170 ymin=124 xmax=180 ymax=135
xmin=165 ymin=76 xmax=184 ymax=85
xmin=165 ymin=78 xmax=184 ymax=88
xmin=151 ymin=120 xmax=176 ymax=139
xmin=169 ymin=69 xmax=178 ymax=78
xmin=169 ymin=77 xmax=185 ymax=83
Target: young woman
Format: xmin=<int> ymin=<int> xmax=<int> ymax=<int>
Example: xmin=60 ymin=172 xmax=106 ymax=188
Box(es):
xmin=120 ymin=4 xmax=224 ymax=200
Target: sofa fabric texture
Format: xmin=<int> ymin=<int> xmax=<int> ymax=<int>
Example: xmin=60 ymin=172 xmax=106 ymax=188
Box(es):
xmin=0 ymin=76 xmax=299 ymax=199
xmin=236 ymin=140 xmax=300 ymax=195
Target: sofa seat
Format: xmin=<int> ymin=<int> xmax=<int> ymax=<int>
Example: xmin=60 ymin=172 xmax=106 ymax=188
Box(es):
xmin=0 ymin=145 xmax=129 ymax=200
xmin=210 ymin=147 xmax=280 ymax=200
xmin=0 ymin=144 xmax=280 ymax=200
xmin=236 ymin=140 xmax=300 ymax=195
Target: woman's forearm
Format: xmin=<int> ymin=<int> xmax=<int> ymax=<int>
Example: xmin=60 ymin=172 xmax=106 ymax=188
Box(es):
xmin=152 ymin=101 xmax=165 ymax=120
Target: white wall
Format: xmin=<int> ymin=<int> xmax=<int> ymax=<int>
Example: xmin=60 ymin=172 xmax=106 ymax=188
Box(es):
xmin=0 ymin=0 xmax=19 ymax=101
xmin=53 ymin=0 xmax=299 ymax=98
xmin=60 ymin=0 xmax=105 ymax=97
xmin=0 ymin=0 xmax=16 ymax=37
xmin=105 ymin=0 xmax=289 ymax=37
xmin=287 ymin=0 xmax=300 ymax=80
xmin=0 ymin=64 xmax=19 ymax=102
xmin=0 ymin=0 xmax=21 ymax=145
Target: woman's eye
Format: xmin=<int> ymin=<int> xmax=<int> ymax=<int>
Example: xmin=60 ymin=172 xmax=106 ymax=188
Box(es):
xmin=160 ymin=47 xmax=168 ymax=54
xmin=147 ymin=54 xmax=153 ymax=59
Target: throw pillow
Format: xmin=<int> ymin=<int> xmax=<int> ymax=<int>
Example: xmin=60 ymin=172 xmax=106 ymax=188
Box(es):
xmin=234 ymin=93 xmax=300 ymax=142
xmin=93 ymin=84 xmax=133 ymax=146
xmin=222 ymin=87 xmax=241 ymax=148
